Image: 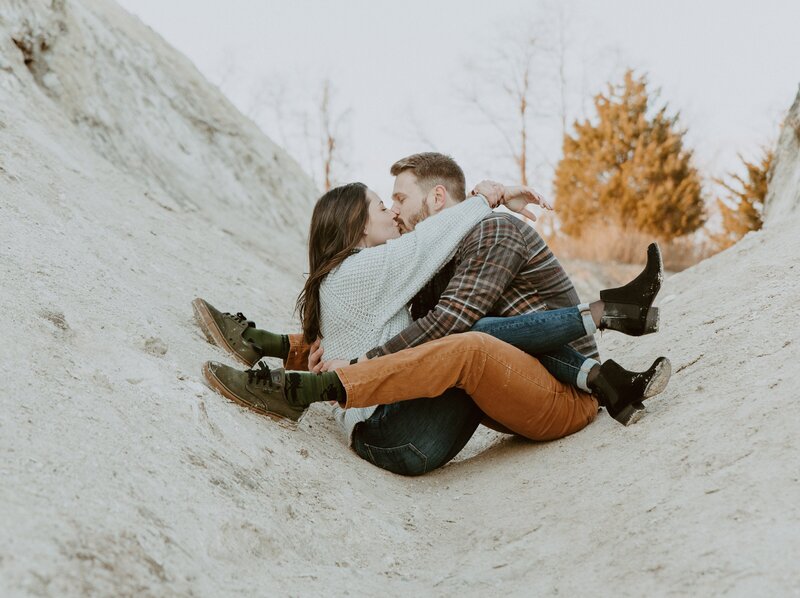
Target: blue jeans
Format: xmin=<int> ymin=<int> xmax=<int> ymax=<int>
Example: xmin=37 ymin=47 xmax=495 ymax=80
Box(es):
xmin=352 ymin=307 xmax=594 ymax=476
xmin=352 ymin=389 xmax=483 ymax=476
xmin=471 ymin=307 xmax=594 ymax=389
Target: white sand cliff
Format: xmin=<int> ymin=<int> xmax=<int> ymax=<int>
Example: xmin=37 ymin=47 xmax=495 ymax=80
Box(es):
xmin=1 ymin=1 xmax=798 ymax=595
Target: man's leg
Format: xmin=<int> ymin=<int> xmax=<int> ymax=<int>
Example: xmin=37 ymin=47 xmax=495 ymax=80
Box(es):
xmin=204 ymin=331 xmax=668 ymax=430
xmin=353 ymin=308 xmax=598 ymax=458
xmin=338 ymin=332 xmax=598 ymax=441
xmin=347 ymin=309 xmax=595 ymax=472
xmin=351 ymin=390 xmax=483 ymax=476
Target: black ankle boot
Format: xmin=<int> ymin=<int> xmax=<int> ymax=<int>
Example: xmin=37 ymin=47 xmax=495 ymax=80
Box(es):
xmin=590 ymin=357 xmax=672 ymax=426
xmin=599 ymin=243 xmax=664 ymax=336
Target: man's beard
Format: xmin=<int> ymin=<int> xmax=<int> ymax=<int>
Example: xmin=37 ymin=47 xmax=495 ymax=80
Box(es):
xmin=400 ymin=202 xmax=430 ymax=233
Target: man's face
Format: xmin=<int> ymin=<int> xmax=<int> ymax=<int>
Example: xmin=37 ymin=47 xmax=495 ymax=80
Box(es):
xmin=391 ymin=170 xmax=431 ymax=233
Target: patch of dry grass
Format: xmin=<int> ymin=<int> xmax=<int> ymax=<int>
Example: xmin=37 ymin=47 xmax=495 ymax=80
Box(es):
xmin=542 ymin=222 xmax=719 ymax=272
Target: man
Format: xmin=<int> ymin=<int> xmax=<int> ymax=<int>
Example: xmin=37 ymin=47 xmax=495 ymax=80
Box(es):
xmin=196 ymin=153 xmax=661 ymax=475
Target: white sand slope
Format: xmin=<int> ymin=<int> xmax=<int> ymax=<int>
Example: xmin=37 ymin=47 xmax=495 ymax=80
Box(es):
xmin=1 ymin=1 xmax=798 ymax=595
xmin=765 ymin=86 xmax=800 ymax=224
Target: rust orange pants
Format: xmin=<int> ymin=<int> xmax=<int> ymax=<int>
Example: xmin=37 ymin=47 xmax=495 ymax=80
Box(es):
xmin=322 ymin=331 xmax=598 ymax=442
xmin=284 ymin=333 xmax=311 ymax=371
xmin=286 ymin=333 xmax=512 ymax=435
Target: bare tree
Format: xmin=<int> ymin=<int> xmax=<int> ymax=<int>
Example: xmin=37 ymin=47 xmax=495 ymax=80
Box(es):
xmin=317 ymin=79 xmax=351 ymax=191
xmin=244 ymin=75 xmax=352 ymax=191
xmin=245 ymin=76 xmax=291 ymax=149
xmin=393 ymin=103 xmax=439 ymax=152
xmin=549 ymin=3 xmax=569 ymax=137
xmin=461 ymin=28 xmax=559 ymax=186
xmin=505 ymin=35 xmax=536 ymax=186
xmin=211 ymin=46 xmax=240 ymax=91
xmin=458 ymin=4 xmax=582 ymax=189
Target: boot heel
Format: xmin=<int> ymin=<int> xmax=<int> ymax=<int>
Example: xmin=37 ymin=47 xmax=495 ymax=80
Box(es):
xmin=625 ymin=406 xmax=647 ymax=426
xmin=612 ymin=403 xmax=645 ymax=426
xmin=643 ymin=307 xmax=660 ymax=334
xmin=599 ymin=303 xmax=657 ymax=336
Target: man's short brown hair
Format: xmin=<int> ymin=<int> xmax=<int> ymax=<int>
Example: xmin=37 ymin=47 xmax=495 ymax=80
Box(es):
xmin=390 ymin=152 xmax=466 ymax=201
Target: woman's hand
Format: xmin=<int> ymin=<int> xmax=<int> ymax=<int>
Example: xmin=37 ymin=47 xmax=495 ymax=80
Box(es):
xmin=502 ymin=185 xmax=554 ymax=221
xmin=308 ymin=337 xmax=324 ymax=373
xmin=319 ymin=358 xmax=350 ymax=372
xmin=503 ymin=185 xmax=553 ymax=210
xmin=470 ymin=180 xmax=505 ymax=208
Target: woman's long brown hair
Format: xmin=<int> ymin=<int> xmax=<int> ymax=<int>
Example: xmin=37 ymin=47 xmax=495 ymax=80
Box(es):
xmin=295 ymin=182 xmax=369 ymax=343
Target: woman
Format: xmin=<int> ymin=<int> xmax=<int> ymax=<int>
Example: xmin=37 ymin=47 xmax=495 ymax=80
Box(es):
xmin=198 ymin=181 xmax=668 ymax=440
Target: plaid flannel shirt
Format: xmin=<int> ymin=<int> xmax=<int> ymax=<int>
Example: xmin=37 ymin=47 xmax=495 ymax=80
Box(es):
xmin=365 ymin=212 xmax=600 ymax=360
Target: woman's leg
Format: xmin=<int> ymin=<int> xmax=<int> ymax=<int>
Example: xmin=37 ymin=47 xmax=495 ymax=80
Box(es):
xmin=283 ymin=333 xmax=311 ymax=371
xmin=537 ymin=346 xmax=598 ymax=392
xmin=204 ymin=332 xmax=660 ymax=430
xmin=193 ymin=298 xmax=312 ymax=368
xmin=469 ymin=306 xmax=595 ymax=355
xmin=337 ymin=332 xmax=598 ymax=441
xmin=470 ymin=307 xmax=599 ymax=390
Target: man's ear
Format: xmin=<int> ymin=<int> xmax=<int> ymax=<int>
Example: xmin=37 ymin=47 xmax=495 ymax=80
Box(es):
xmin=431 ymin=184 xmax=448 ymax=211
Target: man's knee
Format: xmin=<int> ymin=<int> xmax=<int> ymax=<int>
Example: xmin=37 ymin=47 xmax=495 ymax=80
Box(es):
xmin=352 ymin=393 xmax=482 ymax=475
xmin=458 ymin=330 xmax=497 ymax=352
xmin=355 ymin=441 xmax=429 ymax=476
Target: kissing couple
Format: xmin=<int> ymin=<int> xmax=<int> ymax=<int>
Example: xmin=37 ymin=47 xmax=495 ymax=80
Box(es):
xmin=194 ymin=152 xmax=670 ymax=476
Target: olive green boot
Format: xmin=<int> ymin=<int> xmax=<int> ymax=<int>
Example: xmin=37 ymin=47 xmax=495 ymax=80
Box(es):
xmin=192 ymin=298 xmax=262 ymax=367
xmin=202 ymin=361 xmax=307 ymax=426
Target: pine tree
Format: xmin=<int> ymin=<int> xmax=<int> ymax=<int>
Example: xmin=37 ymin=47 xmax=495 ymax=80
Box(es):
xmin=553 ymin=70 xmax=705 ymax=240
xmin=714 ymin=148 xmax=773 ymax=249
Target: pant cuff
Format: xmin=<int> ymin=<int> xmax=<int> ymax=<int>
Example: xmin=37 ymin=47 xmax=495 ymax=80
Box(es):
xmin=577 ymin=357 xmax=600 ymax=392
xmin=284 ymin=333 xmax=311 ymax=371
xmin=578 ymin=303 xmax=597 ymax=336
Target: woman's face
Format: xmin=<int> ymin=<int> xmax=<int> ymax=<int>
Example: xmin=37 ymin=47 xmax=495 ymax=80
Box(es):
xmin=361 ymin=189 xmax=401 ymax=247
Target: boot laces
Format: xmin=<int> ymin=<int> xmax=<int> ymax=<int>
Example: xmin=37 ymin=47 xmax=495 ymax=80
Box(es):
xmin=223 ymin=311 xmax=247 ymax=323
xmin=246 ymin=362 xmax=274 ymax=388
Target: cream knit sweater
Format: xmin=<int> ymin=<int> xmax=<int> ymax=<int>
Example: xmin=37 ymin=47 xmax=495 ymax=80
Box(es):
xmin=322 ymin=195 xmax=492 ymax=442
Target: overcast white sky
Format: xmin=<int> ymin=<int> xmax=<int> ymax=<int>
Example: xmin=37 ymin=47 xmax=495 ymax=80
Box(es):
xmin=118 ymin=0 xmax=799 ymax=201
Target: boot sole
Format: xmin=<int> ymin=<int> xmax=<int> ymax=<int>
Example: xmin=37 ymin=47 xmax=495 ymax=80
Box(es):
xmin=643 ymin=357 xmax=672 ymax=399
xmin=192 ymin=298 xmax=258 ymax=368
xmin=614 ymin=357 xmax=672 ymax=425
xmin=201 ymin=362 xmax=302 ymax=429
